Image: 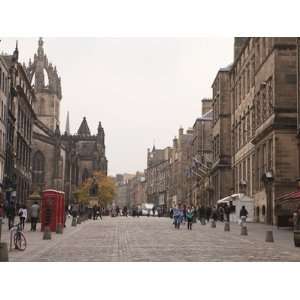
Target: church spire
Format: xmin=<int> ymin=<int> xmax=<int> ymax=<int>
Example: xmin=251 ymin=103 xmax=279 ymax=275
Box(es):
xmin=65 ymin=111 xmax=70 ymax=135
xmin=77 ymin=116 xmax=91 ymax=136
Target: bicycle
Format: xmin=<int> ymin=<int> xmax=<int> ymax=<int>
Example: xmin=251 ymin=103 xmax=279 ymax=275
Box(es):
xmin=10 ymin=223 xmax=27 ymax=251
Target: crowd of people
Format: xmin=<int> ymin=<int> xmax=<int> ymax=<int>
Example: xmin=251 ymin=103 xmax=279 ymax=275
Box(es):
xmin=170 ymin=204 xmax=249 ymax=230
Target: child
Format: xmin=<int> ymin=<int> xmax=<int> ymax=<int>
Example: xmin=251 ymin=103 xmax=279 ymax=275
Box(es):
xmin=186 ymin=207 xmax=193 ymax=230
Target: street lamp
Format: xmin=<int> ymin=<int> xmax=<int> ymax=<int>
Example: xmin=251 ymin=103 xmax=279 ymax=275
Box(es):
xmin=262 ymin=171 xmax=274 ymax=225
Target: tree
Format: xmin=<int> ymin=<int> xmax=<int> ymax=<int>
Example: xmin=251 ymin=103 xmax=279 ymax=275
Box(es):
xmin=75 ymin=171 xmax=116 ymax=207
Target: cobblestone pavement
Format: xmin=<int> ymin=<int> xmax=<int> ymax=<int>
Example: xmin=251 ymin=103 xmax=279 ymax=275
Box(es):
xmin=1 ymin=216 xmax=300 ymax=261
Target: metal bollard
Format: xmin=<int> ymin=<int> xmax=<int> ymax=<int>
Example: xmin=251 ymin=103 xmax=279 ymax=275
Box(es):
xmin=265 ymin=230 xmax=274 ymax=242
xmin=240 ymin=225 xmax=248 ymax=236
xmin=71 ymin=217 xmax=77 ymax=227
xmin=43 ymin=226 xmax=52 ymax=240
xmin=224 ymin=221 xmax=230 ymax=232
xmin=211 ymin=220 xmax=216 ymax=228
xmin=56 ymin=223 xmax=63 ymax=234
xmin=0 ymin=242 xmax=9 ymax=262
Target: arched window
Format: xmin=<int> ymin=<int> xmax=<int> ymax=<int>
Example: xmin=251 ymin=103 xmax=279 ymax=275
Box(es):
xmin=256 ymin=206 xmax=260 ymax=217
xmin=82 ymin=168 xmax=89 ymax=183
xmin=262 ymin=205 xmax=266 ymax=216
xmin=32 ymin=151 xmax=45 ymax=185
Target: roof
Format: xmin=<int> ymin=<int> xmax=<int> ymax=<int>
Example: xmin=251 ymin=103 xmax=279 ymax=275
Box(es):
xmin=77 ymin=117 xmax=91 ymax=136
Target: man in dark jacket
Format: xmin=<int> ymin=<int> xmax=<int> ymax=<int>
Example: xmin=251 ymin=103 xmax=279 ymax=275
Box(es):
xmin=7 ymin=201 xmax=16 ymax=230
xmin=224 ymin=203 xmax=231 ymax=222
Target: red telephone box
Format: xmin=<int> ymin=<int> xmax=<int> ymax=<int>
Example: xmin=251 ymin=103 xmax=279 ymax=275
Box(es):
xmin=41 ymin=189 xmax=65 ymax=232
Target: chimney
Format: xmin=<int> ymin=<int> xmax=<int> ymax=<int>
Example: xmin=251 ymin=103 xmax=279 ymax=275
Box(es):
xmin=201 ymin=98 xmax=212 ymax=115
xmin=234 ymin=37 xmax=248 ymax=60
xmin=178 ymin=127 xmax=184 ymax=138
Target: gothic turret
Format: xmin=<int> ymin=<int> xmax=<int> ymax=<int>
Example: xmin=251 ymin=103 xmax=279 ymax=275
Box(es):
xmin=77 ymin=117 xmax=91 ymax=136
xmin=26 ymin=38 xmax=62 ymax=132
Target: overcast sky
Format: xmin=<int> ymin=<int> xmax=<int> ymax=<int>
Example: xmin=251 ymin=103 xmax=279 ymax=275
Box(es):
xmin=0 ymin=38 xmax=233 ymax=175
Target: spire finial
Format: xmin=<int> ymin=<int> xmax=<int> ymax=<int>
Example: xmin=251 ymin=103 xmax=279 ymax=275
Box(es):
xmin=12 ymin=40 xmax=19 ymax=62
xmin=65 ymin=111 xmax=70 ymax=135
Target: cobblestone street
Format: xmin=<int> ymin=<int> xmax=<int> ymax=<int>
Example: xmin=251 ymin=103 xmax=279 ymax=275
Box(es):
xmin=2 ymin=217 xmax=300 ymax=261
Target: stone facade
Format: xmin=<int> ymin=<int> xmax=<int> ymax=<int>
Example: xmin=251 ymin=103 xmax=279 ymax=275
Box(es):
xmin=230 ymin=37 xmax=298 ymax=224
xmin=0 ymin=56 xmax=9 ymax=191
xmin=190 ymin=99 xmax=213 ymax=206
xmin=0 ymin=38 xmax=108 ymax=208
xmin=146 ymin=146 xmax=171 ymax=208
xmin=211 ymin=68 xmax=232 ymax=203
xmin=1 ymin=45 xmax=35 ymax=207
xmin=127 ymin=172 xmax=146 ymax=208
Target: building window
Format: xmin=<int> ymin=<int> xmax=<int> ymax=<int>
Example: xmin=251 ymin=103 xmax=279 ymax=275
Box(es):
xmin=32 ymin=151 xmax=45 ymax=185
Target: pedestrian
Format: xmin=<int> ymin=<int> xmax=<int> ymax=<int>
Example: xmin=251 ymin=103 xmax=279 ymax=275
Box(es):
xmin=7 ymin=201 xmax=16 ymax=230
xmin=170 ymin=208 xmax=173 ymax=219
xmin=239 ymin=205 xmax=248 ymax=226
xmin=191 ymin=206 xmax=197 ymax=223
xmin=19 ymin=205 xmax=27 ymax=230
xmin=30 ymin=201 xmax=40 ymax=231
xmin=173 ymin=205 xmax=181 ymax=229
xmin=186 ymin=207 xmax=193 ymax=230
xmin=224 ymin=203 xmax=230 ymax=222
xmin=64 ymin=206 xmax=68 ymax=227
xmin=152 ymin=206 xmax=156 ymax=217
xmin=182 ymin=205 xmax=187 ymax=224
xmin=199 ymin=205 xmax=206 ymax=225
xmin=206 ymin=206 xmax=212 ymax=223
xmin=211 ymin=206 xmax=218 ymax=222
xmin=97 ymin=206 xmax=102 ymax=220
xmin=218 ymin=205 xmax=225 ymax=222
xmin=295 ymin=206 xmax=300 ymax=228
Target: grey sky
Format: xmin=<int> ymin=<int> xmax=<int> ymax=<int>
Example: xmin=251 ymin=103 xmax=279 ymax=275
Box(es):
xmin=0 ymin=38 xmax=233 ymax=176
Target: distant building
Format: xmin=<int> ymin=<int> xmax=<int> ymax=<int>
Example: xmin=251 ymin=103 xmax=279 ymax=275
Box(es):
xmin=211 ymin=67 xmax=232 ymax=204
xmin=146 ymin=146 xmax=171 ymax=208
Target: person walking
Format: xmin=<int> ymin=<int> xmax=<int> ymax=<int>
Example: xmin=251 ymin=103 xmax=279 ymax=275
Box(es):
xmin=239 ymin=205 xmax=248 ymax=226
xmin=173 ymin=205 xmax=182 ymax=229
xmin=206 ymin=206 xmax=212 ymax=223
xmin=186 ymin=207 xmax=193 ymax=230
xmin=191 ymin=206 xmax=197 ymax=223
xmin=30 ymin=201 xmax=40 ymax=231
xmin=199 ymin=205 xmax=206 ymax=225
xmin=18 ymin=205 xmax=27 ymax=230
xmin=97 ymin=206 xmax=102 ymax=220
xmin=7 ymin=201 xmax=16 ymax=230
xmin=224 ymin=203 xmax=231 ymax=222
xmin=218 ymin=205 xmax=225 ymax=222
xmin=211 ymin=206 xmax=218 ymax=222
xmin=182 ymin=205 xmax=187 ymax=225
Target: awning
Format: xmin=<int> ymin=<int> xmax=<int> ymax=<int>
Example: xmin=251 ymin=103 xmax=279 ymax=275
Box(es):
xmin=276 ymin=190 xmax=300 ymax=203
xmin=217 ymin=193 xmax=253 ymax=204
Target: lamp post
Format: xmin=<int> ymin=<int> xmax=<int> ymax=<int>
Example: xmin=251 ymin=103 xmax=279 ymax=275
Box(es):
xmin=262 ymin=171 xmax=274 ymax=225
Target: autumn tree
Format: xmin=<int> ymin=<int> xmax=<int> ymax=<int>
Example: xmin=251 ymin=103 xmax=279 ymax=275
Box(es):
xmin=74 ymin=171 xmax=116 ymax=207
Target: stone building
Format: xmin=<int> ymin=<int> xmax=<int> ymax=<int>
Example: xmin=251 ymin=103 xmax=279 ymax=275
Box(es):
xmin=23 ymin=38 xmax=107 ymax=206
xmin=112 ymin=173 xmax=135 ymax=208
xmin=0 ymin=55 xmax=9 ymax=193
xmin=230 ymin=37 xmax=298 ymax=224
xmin=211 ymin=67 xmax=233 ymax=203
xmin=1 ymin=45 xmax=35 ymax=206
xmin=127 ymin=171 xmax=146 ymax=208
xmin=169 ymin=128 xmax=193 ymax=207
xmin=146 ymin=146 xmax=171 ymax=208
xmin=190 ymin=99 xmax=213 ymax=206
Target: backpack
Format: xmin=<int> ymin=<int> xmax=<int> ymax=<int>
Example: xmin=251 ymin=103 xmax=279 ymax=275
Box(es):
xmin=18 ymin=210 xmax=23 ymax=217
